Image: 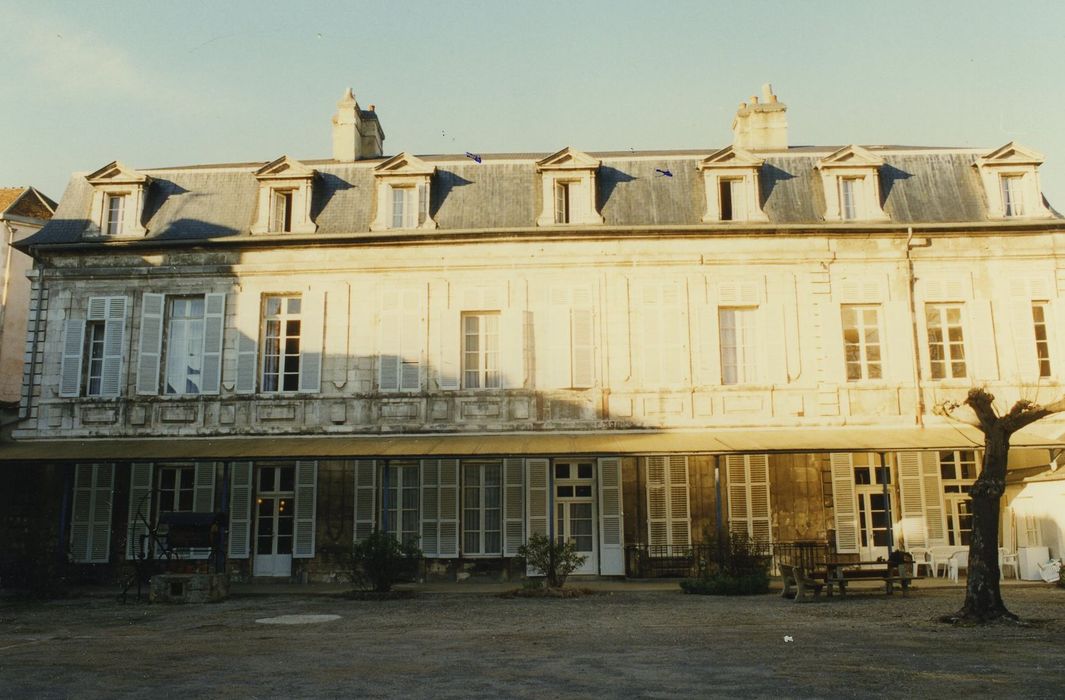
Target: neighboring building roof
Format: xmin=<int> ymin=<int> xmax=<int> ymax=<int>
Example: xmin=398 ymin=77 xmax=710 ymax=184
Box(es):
xmin=0 ymin=187 xmax=56 ymax=221
xmin=20 ymin=147 xmax=1062 ymax=248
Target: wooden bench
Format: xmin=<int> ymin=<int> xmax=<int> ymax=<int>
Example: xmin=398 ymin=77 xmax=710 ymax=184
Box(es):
xmin=829 ymin=565 xmax=915 ymax=597
xmin=780 ymin=564 xmax=826 ymax=602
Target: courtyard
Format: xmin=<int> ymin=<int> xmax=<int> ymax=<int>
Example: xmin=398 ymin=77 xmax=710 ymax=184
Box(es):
xmin=1 ymin=584 xmax=1062 ymax=698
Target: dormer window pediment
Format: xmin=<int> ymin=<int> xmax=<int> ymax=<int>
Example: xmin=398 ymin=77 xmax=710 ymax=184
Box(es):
xmin=535 ymin=147 xmax=604 ymax=226
xmin=975 ymin=142 xmax=1052 ymax=220
xmin=85 ymin=161 xmax=150 ymax=238
xmin=816 ymin=145 xmax=888 ymax=222
xmin=699 ymin=146 xmax=768 ymax=223
xmin=251 ymin=156 xmax=317 ymax=234
xmin=370 ymin=152 xmax=437 ymax=231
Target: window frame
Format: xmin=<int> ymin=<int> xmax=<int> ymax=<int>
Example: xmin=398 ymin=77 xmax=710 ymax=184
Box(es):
xmin=84 ymin=320 xmax=106 ymax=397
xmin=270 ymin=189 xmax=294 ymax=233
xmin=163 ymin=295 xmax=206 ymax=396
xmin=461 ymin=311 xmax=501 ymax=390
xmin=719 ymin=306 xmax=757 ymax=385
xmin=925 ymin=303 xmax=968 ymax=380
xmin=390 ymin=185 xmax=417 ymax=229
xmin=1000 ymin=174 xmax=1025 ymax=217
xmin=553 ymin=181 xmax=574 ymax=224
xmin=841 ymin=304 xmax=883 ymax=382
xmin=156 ymin=464 xmax=196 ymax=515
xmin=1032 ymin=302 xmax=1052 ymax=378
xmin=382 ymin=461 xmax=420 ymax=546
xmin=839 ymin=177 xmax=861 ymax=221
xmin=104 ymin=193 xmax=127 ymax=236
xmin=261 ymin=294 xmax=303 ymax=393
xmin=462 ymin=461 xmax=503 ymax=557
xmin=939 ymin=450 xmax=979 ymax=546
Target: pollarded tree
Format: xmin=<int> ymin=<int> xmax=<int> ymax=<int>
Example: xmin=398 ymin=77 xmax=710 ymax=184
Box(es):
xmin=935 ymin=388 xmax=1065 ymax=623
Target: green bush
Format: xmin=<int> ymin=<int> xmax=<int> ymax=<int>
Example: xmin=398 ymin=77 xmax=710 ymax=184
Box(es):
xmin=349 ymin=530 xmax=422 ymax=593
xmin=682 ymin=531 xmax=771 ymax=596
xmin=680 ymin=571 xmax=770 ymax=596
xmin=518 ymin=533 xmax=587 ymax=588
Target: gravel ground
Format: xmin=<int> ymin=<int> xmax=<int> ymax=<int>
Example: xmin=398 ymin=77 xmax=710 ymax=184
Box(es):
xmin=1 ymin=586 xmax=1063 ymax=699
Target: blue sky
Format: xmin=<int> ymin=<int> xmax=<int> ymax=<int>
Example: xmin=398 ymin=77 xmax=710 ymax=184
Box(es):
xmin=4 ymin=0 xmax=1065 ymax=207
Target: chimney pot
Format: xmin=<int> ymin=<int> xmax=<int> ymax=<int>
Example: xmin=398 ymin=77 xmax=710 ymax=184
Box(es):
xmin=369 ymin=104 xmax=375 ymax=111
xmin=732 ymin=86 xmax=787 ymax=151
xmin=750 ymin=95 xmax=759 ymax=104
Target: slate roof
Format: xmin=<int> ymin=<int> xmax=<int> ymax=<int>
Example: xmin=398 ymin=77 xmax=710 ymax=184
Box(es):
xmin=21 ymin=147 xmax=1062 ymax=248
xmin=0 ymin=187 xmax=56 ymax=221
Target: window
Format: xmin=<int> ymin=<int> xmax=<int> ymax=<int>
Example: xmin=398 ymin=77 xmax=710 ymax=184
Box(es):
xmin=391 ymin=186 xmax=416 ymax=229
xmin=839 ymin=178 xmax=860 ymax=220
xmin=383 ymin=462 xmax=419 ymax=546
xmin=164 ymin=297 xmax=205 ymax=395
xmin=462 ymin=312 xmax=500 ymax=389
xmin=1001 ymin=175 xmax=1024 ymax=217
xmin=841 ymin=305 xmax=882 ymax=380
xmin=719 ymin=307 xmax=757 ymax=384
xmin=463 ymin=462 xmax=502 ymax=555
xmin=104 ymin=193 xmax=126 ymax=235
xmin=157 ymin=465 xmax=195 ymax=514
xmin=84 ymin=321 xmax=106 ymax=396
xmin=535 ymin=148 xmax=603 ymax=227
xmin=718 ymin=179 xmax=742 ymax=221
xmin=1033 ymin=303 xmax=1052 ymax=378
xmin=554 ymin=182 xmax=572 ymax=224
xmin=926 ymin=304 xmax=966 ymax=379
xmin=271 ymin=190 xmax=293 ymax=233
xmin=262 ymin=295 xmax=302 ymax=392
xmin=940 ymin=450 xmax=979 ymax=546
xmin=852 ymin=453 xmax=890 ymax=486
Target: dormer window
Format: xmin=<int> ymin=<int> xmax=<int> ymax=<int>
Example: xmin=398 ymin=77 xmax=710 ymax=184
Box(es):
xmin=85 ymin=161 xmax=150 ymax=238
xmin=535 ymin=147 xmax=604 ymax=227
xmin=699 ymin=146 xmax=768 ymax=223
xmin=371 ymin=153 xmax=436 ymax=232
xmin=975 ymin=142 xmax=1052 ymax=220
xmin=815 ymin=145 xmax=888 ymax=222
xmin=251 ymin=156 xmax=317 ymax=235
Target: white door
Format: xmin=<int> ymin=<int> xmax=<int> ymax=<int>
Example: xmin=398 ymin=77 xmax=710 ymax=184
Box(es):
xmin=254 ymin=465 xmax=295 ymax=577
xmin=554 ymin=460 xmax=598 ymax=575
xmin=856 ymin=490 xmax=893 ymax=561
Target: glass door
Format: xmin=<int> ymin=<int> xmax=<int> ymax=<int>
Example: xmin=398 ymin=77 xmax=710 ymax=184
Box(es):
xmin=254 ymin=464 xmax=295 ymax=577
xmin=554 ymin=460 xmax=597 ymax=575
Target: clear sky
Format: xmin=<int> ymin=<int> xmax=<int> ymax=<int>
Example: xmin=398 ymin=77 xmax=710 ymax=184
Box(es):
xmin=4 ymin=0 xmax=1065 ymax=208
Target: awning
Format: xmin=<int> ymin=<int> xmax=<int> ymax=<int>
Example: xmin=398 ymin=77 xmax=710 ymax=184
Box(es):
xmin=2 ymin=422 xmax=1064 ymax=462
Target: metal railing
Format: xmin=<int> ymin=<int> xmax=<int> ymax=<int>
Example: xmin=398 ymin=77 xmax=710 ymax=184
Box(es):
xmin=625 ymin=540 xmax=833 ymax=578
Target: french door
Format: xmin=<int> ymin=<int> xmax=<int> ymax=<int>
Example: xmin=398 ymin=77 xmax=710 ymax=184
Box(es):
xmin=554 ymin=460 xmax=598 ymax=575
xmin=254 ymin=464 xmax=295 ymax=577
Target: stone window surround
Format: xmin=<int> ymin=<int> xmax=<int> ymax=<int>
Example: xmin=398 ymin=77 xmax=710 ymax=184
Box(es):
xmin=699 ymin=146 xmax=769 ymax=223
xmin=85 ymin=161 xmax=150 ymax=238
xmin=370 ymin=152 xmax=437 ymax=232
xmin=975 ymin=142 xmax=1052 ymax=220
xmin=815 ymin=145 xmax=889 ymax=223
xmin=535 ymin=147 xmax=604 ymax=227
xmin=250 ymin=156 xmax=318 ymax=235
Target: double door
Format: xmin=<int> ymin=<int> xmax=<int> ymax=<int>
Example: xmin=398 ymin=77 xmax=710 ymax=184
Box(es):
xmin=254 ymin=465 xmax=295 ymax=577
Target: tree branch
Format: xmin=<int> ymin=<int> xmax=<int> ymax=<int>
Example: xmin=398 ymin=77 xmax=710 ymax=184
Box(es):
xmin=933 ymin=398 xmax=981 ymax=429
xmin=963 ymin=388 xmax=999 ymax=433
xmin=1003 ymin=394 xmax=1065 ymax=433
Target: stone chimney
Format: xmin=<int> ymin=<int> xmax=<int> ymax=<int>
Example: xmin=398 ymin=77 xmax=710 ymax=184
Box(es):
xmin=332 ymin=88 xmax=385 ymax=161
xmin=731 ymin=83 xmax=788 ymax=151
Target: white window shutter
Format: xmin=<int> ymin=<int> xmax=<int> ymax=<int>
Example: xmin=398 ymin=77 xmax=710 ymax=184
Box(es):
xmin=1009 ymin=299 xmax=1038 ymax=380
xmin=59 ymin=319 xmax=86 ymax=397
xmin=571 ymin=308 xmax=594 ymax=388
xmin=435 ymin=309 xmax=460 ymax=389
xmin=884 ymin=300 xmax=914 ymax=382
xmin=88 ymin=464 xmax=114 ymax=563
xmin=399 ymin=289 xmax=423 ymax=391
xmin=201 ymin=293 xmax=226 ymax=394
xmin=920 ymin=451 xmax=947 ymax=546
xmin=378 ymin=290 xmax=401 ymax=392
xmin=646 ymin=456 xmax=669 ymax=547
xmin=99 ymin=297 xmax=127 ymax=397
xmin=693 ymin=294 xmax=720 ymax=385
xmin=503 ymin=457 xmax=525 ymax=557
xmin=667 ymin=456 xmax=691 ymax=547
xmin=70 ymin=464 xmax=94 ymax=562
xmin=525 ymin=457 xmax=550 ymax=575
xmin=438 ymin=459 xmax=459 ymax=557
xmin=547 ymin=302 xmax=571 ymax=388
xmin=896 ymin=451 xmax=927 ymax=549
xmin=293 ymin=460 xmax=317 ymax=558
xmin=500 ymin=308 xmax=525 ymax=389
xmin=968 ymin=300 xmax=998 ymax=381
xmin=192 ymin=462 xmax=216 ymax=512
xmin=830 ymin=453 xmax=859 ymax=554
xmin=353 ymin=459 xmax=377 ymax=543
xmin=597 ymin=457 xmax=624 ymax=574
xmin=235 ymin=292 xmax=260 ymax=394
xmin=420 ymin=459 xmax=440 ymax=556
xmin=726 ymin=455 xmax=750 ymax=538
xmin=640 ymin=288 xmax=662 ymax=386
xmin=126 ymin=462 xmax=155 ymax=560
xmin=136 ymin=293 xmax=165 ymax=395
xmin=763 ymin=303 xmax=788 ymax=385
xmin=298 ymin=288 xmax=324 ymax=393
xmin=227 ymin=462 xmax=253 ymax=559
xmin=747 ymin=454 xmax=772 ymax=545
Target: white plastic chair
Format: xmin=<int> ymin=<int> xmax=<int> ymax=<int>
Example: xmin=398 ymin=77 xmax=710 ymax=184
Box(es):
xmin=947 ymin=551 xmax=968 ymax=583
xmin=909 ymin=548 xmax=934 ymax=578
xmin=1036 ymin=559 xmax=1061 ymax=584
xmin=998 ymin=548 xmax=1018 ymax=580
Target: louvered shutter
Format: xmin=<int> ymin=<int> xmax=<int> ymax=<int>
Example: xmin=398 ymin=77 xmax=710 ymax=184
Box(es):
xmin=59 ymin=319 xmax=86 ymax=397
xmin=830 ymin=453 xmax=859 ymax=554
xmin=435 ymin=310 xmax=460 ymax=389
xmin=183 ymin=462 xmax=217 ymax=559
xmin=571 ymin=308 xmax=594 ymax=388
xmin=597 ymin=457 xmax=624 ymax=574
xmin=748 ymin=455 xmax=772 ymax=545
xmin=884 ymin=300 xmax=914 ymax=382
xmin=298 ymin=288 xmax=324 ymax=393
xmin=667 ymin=456 xmax=691 ymax=547
xmin=227 ymin=462 xmax=253 ymax=559
xmin=99 ymin=297 xmax=127 ymax=397
xmin=126 ymin=463 xmax=154 ymax=560
xmin=763 ymin=302 xmax=789 ymax=385
xmin=646 ymin=456 xmax=669 ymax=547
xmin=1009 ymin=299 xmax=1038 ymax=380
xmin=353 ymin=459 xmax=377 ymax=542
xmin=525 ymin=458 xmax=550 ymax=575
xmin=726 ymin=455 xmax=749 ymax=538
xmin=920 ymin=451 xmax=947 ymax=546
xmin=293 ymin=460 xmax=317 ymax=558
xmin=380 ymin=288 xmax=423 ymax=392
xmin=400 ymin=289 xmax=423 ymax=391
xmin=378 ymin=290 xmax=401 ymax=392
xmin=234 ymin=291 xmax=260 ymax=394
xmin=420 ymin=459 xmax=440 ymax=556
xmin=437 ymin=459 xmax=460 ymax=557
xmin=694 ymin=279 xmax=720 ymax=385
xmin=136 ymin=293 xmax=164 ymax=395
xmin=70 ymin=464 xmax=114 ymax=563
xmin=547 ymin=294 xmax=571 ymax=388
xmin=503 ymin=458 xmax=525 ymax=556
xmin=201 ymin=293 xmax=226 ymax=394
xmin=640 ymin=284 xmax=687 ymax=386
xmin=968 ymin=300 xmax=998 ymax=381
xmin=418 ymin=182 xmax=430 ymax=225
xmin=897 ymin=451 xmax=927 ymax=548
xmin=501 ymin=308 xmax=525 ymax=389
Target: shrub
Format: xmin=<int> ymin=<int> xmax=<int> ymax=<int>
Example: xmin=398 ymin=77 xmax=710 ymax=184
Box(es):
xmin=349 ymin=530 xmax=422 ymax=593
xmin=518 ymin=533 xmax=587 ymax=588
xmin=682 ymin=531 xmax=771 ymax=596
xmin=680 ymin=571 xmax=769 ymax=596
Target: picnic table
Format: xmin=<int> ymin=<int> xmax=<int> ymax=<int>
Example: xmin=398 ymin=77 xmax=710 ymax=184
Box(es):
xmin=824 ymin=558 xmax=914 ymax=597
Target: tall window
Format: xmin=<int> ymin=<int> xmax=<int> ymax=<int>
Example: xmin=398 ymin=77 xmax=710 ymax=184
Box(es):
xmin=554 ymin=182 xmax=572 ymax=224
xmin=391 ymin=187 xmax=415 ymax=229
xmin=719 ymin=307 xmax=757 ymax=384
xmin=462 ymin=312 xmax=500 ymax=389
xmin=271 ymin=190 xmax=293 ymax=232
xmin=463 ymin=462 xmax=502 ymax=555
xmin=262 ymin=295 xmax=301 ymax=392
xmin=84 ymin=321 xmax=106 ymax=396
xmin=1001 ymin=175 xmax=1024 ymax=217
xmin=1033 ymin=302 xmax=1052 ymax=378
xmin=719 ymin=179 xmax=742 ymax=221
xmin=157 ymin=465 xmax=195 ymax=514
xmin=839 ymin=177 xmax=861 ymax=220
xmin=383 ymin=462 xmax=420 ymax=546
xmin=164 ymin=297 xmax=205 ymax=395
xmin=841 ymin=305 xmax=882 ymax=380
xmin=104 ymin=193 xmax=126 ymax=235
xmin=940 ymin=450 xmax=979 ymax=546
xmin=926 ymin=304 xmax=966 ymax=379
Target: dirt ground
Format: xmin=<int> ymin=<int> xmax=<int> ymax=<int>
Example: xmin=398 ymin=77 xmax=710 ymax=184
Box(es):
xmin=1 ymin=585 xmax=1063 ymax=699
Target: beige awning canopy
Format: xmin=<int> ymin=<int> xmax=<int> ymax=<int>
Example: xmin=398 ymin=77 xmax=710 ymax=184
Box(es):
xmin=3 ymin=422 xmax=1064 ymax=462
